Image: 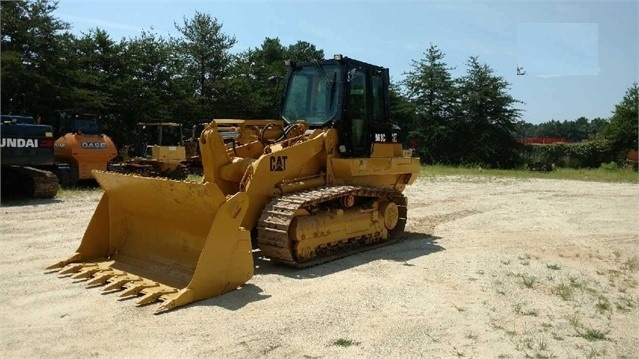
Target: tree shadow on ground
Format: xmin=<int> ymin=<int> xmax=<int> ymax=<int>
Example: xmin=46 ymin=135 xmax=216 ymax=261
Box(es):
xmin=0 ymin=196 xmax=63 ymax=207
xmin=253 ymin=231 xmax=443 ymax=279
xmin=1 ymin=180 xmax=100 ymax=207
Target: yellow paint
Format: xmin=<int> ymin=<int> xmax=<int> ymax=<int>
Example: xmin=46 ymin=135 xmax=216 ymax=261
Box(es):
xmin=49 ymin=119 xmax=420 ymax=312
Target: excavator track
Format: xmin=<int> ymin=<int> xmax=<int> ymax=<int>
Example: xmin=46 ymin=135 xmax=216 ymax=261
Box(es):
xmin=3 ymin=165 xmax=59 ymax=198
xmin=257 ymin=186 xmax=407 ymax=268
xmin=30 ymin=167 xmax=59 ymax=198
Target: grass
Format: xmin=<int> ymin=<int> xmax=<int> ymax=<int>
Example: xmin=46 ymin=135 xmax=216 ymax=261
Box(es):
xmin=57 ymin=183 xmax=103 ymax=197
xmin=586 ymin=348 xmax=607 ymax=359
xmin=595 ymin=296 xmax=612 ymax=314
xmin=331 ymin=338 xmax=359 ymax=347
xmin=520 ymin=274 xmax=537 ymax=288
xmin=513 ymin=302 xmax=539 ymax=316
xmin=567 ymin=312 xmax=611 ymax=342
xmin=546 ymin=264 xmax=561 ymax=271
xmin=186 ymin=173 xmax=204 ymax=182
xmin=567 ymin=313 xmax=581 ymax=328
xmin=576 ymin=327 xmax=610 ymax=342
xmin=453 ymin=304 xmax=467 ymax=312
xmin=419 ymin=164 xmax=639 ymax=183
xmin=623 ymin=256 xmax=639 ymax=272
xmin=554 ymin=283 xmax=575 ymax=301
xmin=615 ymin=295 xmax=636 ymax=312
xmin=568 ymin=276 xmax=584 ymax=288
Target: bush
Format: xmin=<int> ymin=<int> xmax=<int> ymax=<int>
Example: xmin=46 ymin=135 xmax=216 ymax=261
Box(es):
xmin=524 ymin=140 xmax=616 ymax=168
xmin=599 ymin=161 xmax=619 ymax=171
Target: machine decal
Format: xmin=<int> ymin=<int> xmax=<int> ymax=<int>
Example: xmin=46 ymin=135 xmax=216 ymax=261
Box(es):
xmin=270 ymin=155 xmax=288 ymax=171
xmin=81 ymin=142 xmax=107 ymax=149
xmin=374 ymin=133 xmax=386 ymax=142
xmin=39 ymin=139 xmax=54 ymax=148
xmin=1 ymin=138 xmax=38 ymax=148
xmin=374 ymin=133 xmax=399 ymax=143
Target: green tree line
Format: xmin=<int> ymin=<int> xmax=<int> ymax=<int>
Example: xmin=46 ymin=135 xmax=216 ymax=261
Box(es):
xmin=395 ymin=43 xmax=637 ymax=168
xmin=2 ymin=0 xmax=636 ymax=168
xmin=1 ymin=0 xmax=323 ymax=147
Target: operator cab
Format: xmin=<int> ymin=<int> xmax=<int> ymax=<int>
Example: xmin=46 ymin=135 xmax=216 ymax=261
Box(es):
xmin=132 ymin=122 xmax=184 ymax=158
xmin=55 ymin=109 xmax=103 ymax=136
xmin=1 ymin=115 xmax=36 ymax=125
xmin=280 ymin=54 xmax=399 ymax=157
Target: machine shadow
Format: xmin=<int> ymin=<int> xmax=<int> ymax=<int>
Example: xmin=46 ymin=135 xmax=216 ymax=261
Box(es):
xmin=1 ymin=180 xmax=100 ymax=206
xmin=0 ymin=197 xmax=63 ymax=206
xmin=189 ymin=284 xmax=272 ymax=312
xmin=179 ymin=232 xmax=442 ymax=313
xmin=253 ymin=231 xmax=444 ymax=279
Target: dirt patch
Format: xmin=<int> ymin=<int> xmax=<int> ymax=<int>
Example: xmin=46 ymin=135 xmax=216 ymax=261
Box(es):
xmin=1 ymin=176 xmax=637 ymax=358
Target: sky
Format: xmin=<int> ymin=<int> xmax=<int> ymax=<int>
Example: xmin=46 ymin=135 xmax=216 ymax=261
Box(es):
xmin=53 ymin=0 xmax=638 ymax=125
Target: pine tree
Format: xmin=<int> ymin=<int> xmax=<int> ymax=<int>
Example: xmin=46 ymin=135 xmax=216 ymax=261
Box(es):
xmin=403 ymin=44 xmax=458 ymax=163
xmin=457 ymin=56 xmax=523 ymax=167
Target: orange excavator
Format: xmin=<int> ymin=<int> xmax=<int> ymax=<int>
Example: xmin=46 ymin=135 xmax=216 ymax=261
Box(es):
xmin=52 ymin=109 xmax=117 ymax=185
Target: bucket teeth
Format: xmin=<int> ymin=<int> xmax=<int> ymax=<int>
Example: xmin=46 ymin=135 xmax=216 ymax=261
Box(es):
xmin=155 ymin=299 xmax=176 ymax=314
xmin=59 ymin=263 xmax=90 ymax=276
xmin=119 ymin=282 xmax=158 ymax=298
xmin=86 ymin=271 xmax=116 ymax=287
xmin=102 ymin=276 xmax=139 ymax=292
xmin=46 ymin=253 xmax=82 ymax=271
xmin=71 ymin=267 xmax=101 ymax=280
xmin=136 ymin=288 xmax=177 ymax=306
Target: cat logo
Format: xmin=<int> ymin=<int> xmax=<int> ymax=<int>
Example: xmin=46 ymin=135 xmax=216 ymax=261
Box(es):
xmin=269 ymin=155 xmax=288 ymax=172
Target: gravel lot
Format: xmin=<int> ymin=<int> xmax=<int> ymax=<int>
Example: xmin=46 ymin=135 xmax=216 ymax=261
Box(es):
xmin=1 ymin=176 xmax=638 ymax=358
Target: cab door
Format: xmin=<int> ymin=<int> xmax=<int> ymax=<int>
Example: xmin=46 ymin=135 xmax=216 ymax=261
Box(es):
xmin=345 ymin=66 xmax=391 ymax=157
xmin=346 ymin=68 xmax=369 ymax=157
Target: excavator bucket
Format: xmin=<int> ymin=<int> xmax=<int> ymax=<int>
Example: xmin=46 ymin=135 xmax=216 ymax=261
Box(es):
xmin=47 ymin=171 xmax=253 ymax=313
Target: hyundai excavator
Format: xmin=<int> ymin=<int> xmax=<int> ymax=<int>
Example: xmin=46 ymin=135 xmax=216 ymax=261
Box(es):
xmin=48 ymin=55 xmax=421 ymax=313
xmin=1 ymin=115 xmax=60 ymax=198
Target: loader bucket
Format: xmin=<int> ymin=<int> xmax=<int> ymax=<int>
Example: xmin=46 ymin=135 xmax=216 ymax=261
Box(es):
xmin=47 ymin=171 xmax=254 ymax=313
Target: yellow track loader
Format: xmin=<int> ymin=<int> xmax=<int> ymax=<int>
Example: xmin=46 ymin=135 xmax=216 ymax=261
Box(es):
xmin=112 ymin=122 xmax=189 ymax=178
xmin=48 ymin=55 xmax=421 ymax=313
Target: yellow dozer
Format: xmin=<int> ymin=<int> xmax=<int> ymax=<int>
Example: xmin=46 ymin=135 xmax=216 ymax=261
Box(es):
xmin=112 ymin=122 xmax=189 ymax=179
xmin=47 ymin=55 xmax=421 ymax=313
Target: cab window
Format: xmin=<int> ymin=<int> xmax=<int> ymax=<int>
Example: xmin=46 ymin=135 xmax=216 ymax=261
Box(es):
xmin=348 ymin=71 xmax=367 ymax=151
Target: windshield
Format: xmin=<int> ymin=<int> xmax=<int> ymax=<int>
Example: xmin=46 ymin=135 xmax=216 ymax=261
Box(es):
xmin=281 ymin=64 xmax=340 ymax=126
xmin=72 ymin=118 xmax=101 ymax=135
xmin=61 ymin=112 xmax=102 ymax=135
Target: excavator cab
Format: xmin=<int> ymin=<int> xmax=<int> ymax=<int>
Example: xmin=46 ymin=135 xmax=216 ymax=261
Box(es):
xmin=55 ymin=110 xmax=103 ymax=136
xmin=280 ymin=55 xmax=400 ymax=158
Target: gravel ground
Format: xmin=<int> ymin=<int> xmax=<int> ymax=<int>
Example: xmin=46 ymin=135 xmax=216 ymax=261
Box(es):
xmin=1 ymin=176 xmax=638 ymax=359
